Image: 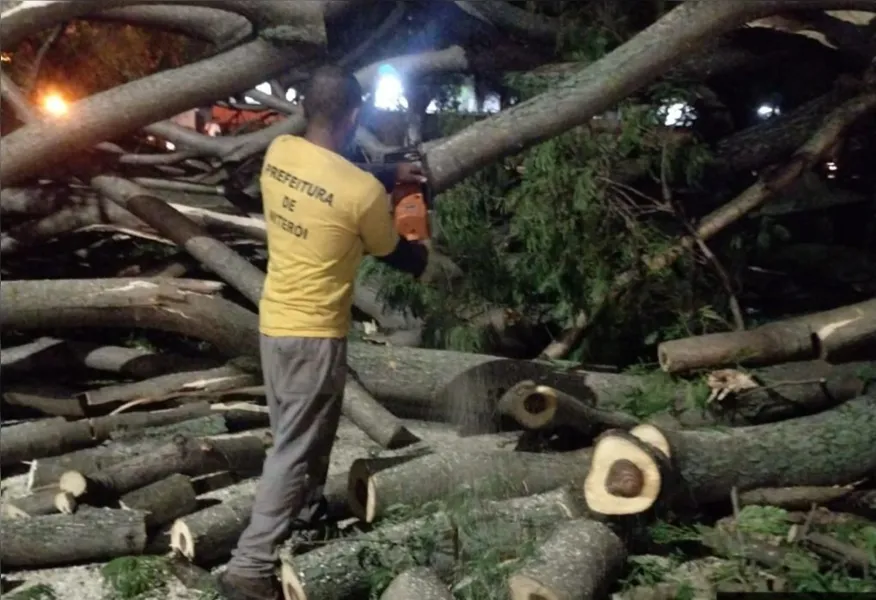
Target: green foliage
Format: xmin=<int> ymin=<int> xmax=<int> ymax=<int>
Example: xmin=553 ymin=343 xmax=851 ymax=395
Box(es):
xmin=5 ymin=584 xmax=57 ymax=600
xmin=363 ymin=25 xmax=731 ymax=361
xmin=101 ymin=556 xmax=169 ymax=600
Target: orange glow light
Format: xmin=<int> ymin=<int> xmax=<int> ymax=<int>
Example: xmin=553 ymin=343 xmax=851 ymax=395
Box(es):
xmin=42 ymin=93 xmax=68 ymax=117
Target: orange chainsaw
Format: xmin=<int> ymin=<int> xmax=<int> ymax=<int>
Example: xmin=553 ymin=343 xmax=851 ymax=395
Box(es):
xmin=386 ymin=149 xmax=433 ymax=243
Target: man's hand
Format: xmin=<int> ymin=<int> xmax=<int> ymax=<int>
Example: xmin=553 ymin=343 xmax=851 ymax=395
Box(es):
xmin=396 ymin=161 xmax=427 ymax=184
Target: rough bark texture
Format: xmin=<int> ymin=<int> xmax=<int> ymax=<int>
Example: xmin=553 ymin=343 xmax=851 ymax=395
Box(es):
xmin=281 ymin=488 xmax=589 ymax=600
xmin=2 ymin=383 xmax=85 ymax=418
xmin=507 ymin=519 xmax=627 ymax=600
xmin=2 ymin=486 xmax=64 ymax=519
xmin=379 ymin=567 xmax=452 ymax=600
xmin=342 ymin=378 xmax=420 ymax=449
xmin=0 ymin=278 xmax=261 ymax=359
xmin=119 ymin=473 xmax=199 ymax=529
xmin=28 ymin=437 xmax=173 ymax=491
xmin=352 ymin=447 xmax=592 ymax=523
xmin=89 ymin=402 xmax=213 ymax=439
xmin=62 ymin=434 xmax=266 ymax=499
xmin=658 ymin=299 xmax=876 ymax=373
xmin=0 ymin=509 xmax=148 ymax=569
xmin=81 ymin=364 xmax=258 ymax=406
xmin=109 ymin=414 xmax=229 ymax=442
xmin=1 ymin=417 xmax=93 ymax=468
xmin=655 ymin=394 xmax=876 ymax=504
xmin=674 ymin=360 xmax=875 ymax=427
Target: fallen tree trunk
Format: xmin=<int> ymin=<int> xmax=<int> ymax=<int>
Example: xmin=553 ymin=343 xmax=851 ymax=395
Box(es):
xmin=80 ymin=364 xmax=259 ymax=406
xmin=658 ymin=298 xmax=876 ymax=373
xmin=2 ymin=383 xmax=86 ymax=418
xmin=676 ymin=360 xmax=875 ymax=427
xmin=623 ymin=394 xmax=876 ymax=505
xmin=0 ymin=337 xmax=212 ymax=379
xmin=497 ymin=380 xmax=640 ymax=435
xmin=1 ymin=487 xmax=67 ymax=519
xmin=380 ymin=567 xmax=452 ymax=600
xmin=281 ymin=487 xmax=589 ymax=600
xmin=342 ymin=378 xmax=420 ymax=449
xmin=1 ymin=417 xmax=93 ymax=468
xmin=119 ymin=473 xmax=199 ymax=529
xmin=349 ymin=447 xmax=591 ymax=523
xmin=170 ymin=473 xmax=348 ymax=565
xmin=60 ymin=434 xmax=266 ymax=500
xmin=0 ymin=509 xmax=148 ymax=568
xmin=110 ymin=414 xmax=229 ymax=442
xmin=507 ymin=518 xmax=627 ymax=600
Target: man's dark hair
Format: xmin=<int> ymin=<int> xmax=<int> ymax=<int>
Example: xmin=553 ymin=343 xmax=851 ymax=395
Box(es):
xmin=301 ymin=64 xmax=363 ymax=126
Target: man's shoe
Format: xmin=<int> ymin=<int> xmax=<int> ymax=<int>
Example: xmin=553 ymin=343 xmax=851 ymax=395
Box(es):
xmin=216 ymin=571 xmax=281 ymax=600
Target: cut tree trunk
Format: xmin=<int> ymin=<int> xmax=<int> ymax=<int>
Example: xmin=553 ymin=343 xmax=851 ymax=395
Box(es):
xmin=380 ymin=567 xmax=452 ymax=600
xmin=627 ymin=394 xmax=876 ymax=505
xmin=497 ymin=380 xmax=640 ymax=435
xmin=119 ymin=474 xmax=198 ymax=529
xmin=342 ymin=378 xmax=420 ymax=449
xmin=507 ymin=518 xmax=627 ymax=600
xmin=1 ymin=417 xmax=94 ymax=468
xmin=673 ymin=360 xmax=875 ymax=427
xmin=657 ymin=298 xmax=876 ymax=373
xmin=2 ymin=383 xmax=86 ymax=418
xmin=0 ymin=509 xmax=148 ymax=568
xmin=349 ymin=447 xmax=591 ymax=523
xmin=80 ymin=364 xmax=259 ymax=406
xmin=0 ymin=336 xmax=215 ymax=379
xmin=2 ymin=487 xmax=67 ymax=519
xmin=281 ymin=487 xmax=589 ymax=600
xmin=215 ymin=404 xmax=270 ymax=432
xmin=60 ymin=434 xmax=266 ymax=500
xmin=170 ymin=472 xmax=349 ymax=565
xmin=89 ymin=401 xmax=213 ymax=439
xmin=109 ymin=414 xmax=228 ymax=442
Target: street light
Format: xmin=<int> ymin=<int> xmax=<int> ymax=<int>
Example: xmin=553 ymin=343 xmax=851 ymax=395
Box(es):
xmin=42 ymin=92 xmax=68 ymax=117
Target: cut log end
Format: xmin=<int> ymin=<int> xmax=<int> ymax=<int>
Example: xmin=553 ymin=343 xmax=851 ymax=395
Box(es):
xmin=498 ymin=380 xmax=558 ymax=429
xmin=365 ymin=478 xmax=379 ymax=524
xmin=280 ymin=561 xmax=307 ymax=600
xmin=54 ymin=492 xmax=77 ymax=514
xmin=169 ymin=519 xmax=195 ymax=560
xmin=584 ymin=431 xmax=662 ymax=515
xmin=59 ymin=471 xmax=88 ymax=498
xmin=629 ymin=423 xmax=672 ymax=458
xmin=507 ymin=576 xmax=561 ymax=600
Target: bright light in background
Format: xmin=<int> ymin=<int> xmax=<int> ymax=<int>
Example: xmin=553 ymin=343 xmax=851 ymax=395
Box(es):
xmin=756 ymin=104 xmax=780 ymax=119
xmin=166 ymin=141 xmax=176 ymax=151
xmin=658 ymin=100 xmax=695 ymax=126
xmin=286 ymin=88 xmax=297 ymax=102
xmin=374 ymin=64 xmax=407 ymax=111
xmin=41 ymin=92 xmax=68 ymax=117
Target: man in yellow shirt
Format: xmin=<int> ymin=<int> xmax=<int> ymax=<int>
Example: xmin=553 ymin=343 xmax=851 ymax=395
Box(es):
xmin=219 ymin=65 xmax=432 ymax=600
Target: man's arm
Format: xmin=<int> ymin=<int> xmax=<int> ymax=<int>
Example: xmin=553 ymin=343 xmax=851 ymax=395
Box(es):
xmin=357 ymin=163 xmax=396 ymax=192
xmin=359 ymin=183 xmax=429 ymax=278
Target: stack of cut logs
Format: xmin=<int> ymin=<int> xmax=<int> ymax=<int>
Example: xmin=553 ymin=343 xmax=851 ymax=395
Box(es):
xmin=1 ymin=286 xmax=875 ymax=600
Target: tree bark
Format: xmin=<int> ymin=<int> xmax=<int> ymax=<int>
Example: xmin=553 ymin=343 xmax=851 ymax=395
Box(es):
xmin=422 ymin=0 xmax=876 ymax=193
xmin=281 ymin=487 xmax=589 ymax=600
xmin=379 ymin=567 xmax=452 ymax=600
xmin=1 ymin=417 xmax=94 ymax=468
xmin=80 ymin=364 xmax=259 ymax=406
xmin=0 ymin=509 xmax=148 ymax=569
xmin=0 ymin=336 xmax=215 ymax=380
xmin=2 ymin=383 xmax=85 ymax=418
xmin=507 ymin=519 xmax=627 ymax=600
xmin=119 ymin=473 xmax=198 ymax=529
xmin=170 ymin=472 xmax=348 ymax=565
xmin=342 ymin=378 xmax=420 ymax=449
xmin=637 ymin=394 xmax=876 ymax=505
xmin=350 ymin=447 xmax=591 ymax=523
xmin=0 ymin=278 xmax=261 ymax=358
xmin=60 ymin=433 xmax=266 ymax=500
xmin=109 ymin=414 xmax=229 ymax=442
xmin=1 ymin=486 xmax=66 ymax=519
xmin=658 ymin=298 xmax=876 ymax=373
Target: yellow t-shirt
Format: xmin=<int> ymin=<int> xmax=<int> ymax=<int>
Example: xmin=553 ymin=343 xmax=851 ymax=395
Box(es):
xmin=259 ymin=135 xmax=399 ymax=338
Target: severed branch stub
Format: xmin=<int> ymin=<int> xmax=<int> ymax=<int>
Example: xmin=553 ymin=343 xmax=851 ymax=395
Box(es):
xmin=498 ymin=380 xmax=640 ymax=435
xmin=584 ymin=430 xmax=673 ymax=516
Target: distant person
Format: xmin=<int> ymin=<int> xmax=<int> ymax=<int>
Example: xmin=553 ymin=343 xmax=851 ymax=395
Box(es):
xmin=218 ymin=64 xmax=434 ymax=600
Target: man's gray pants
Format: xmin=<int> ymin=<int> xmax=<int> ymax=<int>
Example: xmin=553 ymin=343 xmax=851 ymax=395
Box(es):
xmin=227 ymin=334 xmax=346 ymax=578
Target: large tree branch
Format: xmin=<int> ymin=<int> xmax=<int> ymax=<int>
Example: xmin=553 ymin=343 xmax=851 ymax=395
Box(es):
xmin=453 ymin=0 xmax=562 ymax=43
xmin=87 ymin=5 xmax=251 ymax=45
xmin=422 ymin=0 xmax=876 ymax=194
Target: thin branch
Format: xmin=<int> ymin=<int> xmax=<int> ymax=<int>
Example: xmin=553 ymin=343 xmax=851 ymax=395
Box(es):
xmin=23 ymin=22 xmax=66 ymax=94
